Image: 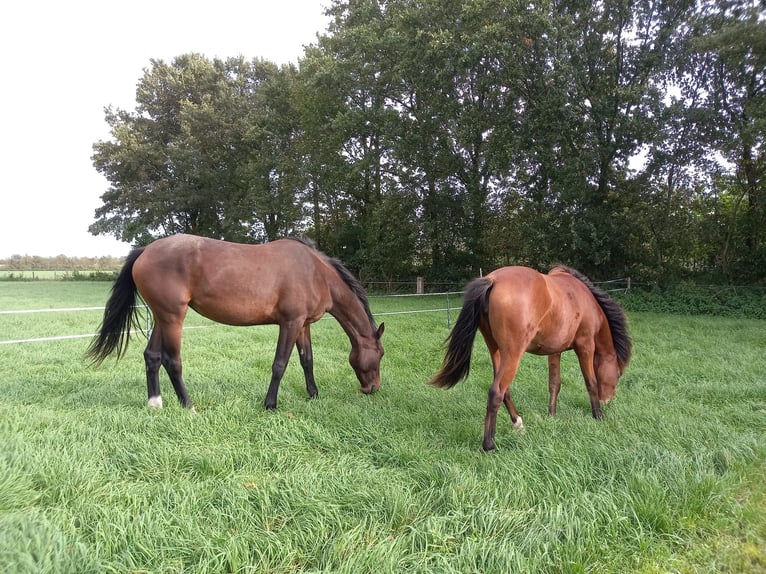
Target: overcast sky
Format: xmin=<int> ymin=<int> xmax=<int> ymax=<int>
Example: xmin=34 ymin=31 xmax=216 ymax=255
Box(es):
xmin=0 ymin=1 xmax=330 ymax=258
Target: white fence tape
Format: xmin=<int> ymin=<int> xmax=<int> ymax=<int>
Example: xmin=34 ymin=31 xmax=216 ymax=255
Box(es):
xmin=0 ymin=296 xmax=460 ymax=346
xmin=0 ymin=280 xmax=628 ymax=346
xmin=0 ymin=306 xmax=104 ymax=315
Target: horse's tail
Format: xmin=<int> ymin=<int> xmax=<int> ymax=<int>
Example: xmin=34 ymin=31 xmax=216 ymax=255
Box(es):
xmin=85 ymin=247 xmax=145 ymax=365
xmin=428 ymin=276 xmax=493 ymax=389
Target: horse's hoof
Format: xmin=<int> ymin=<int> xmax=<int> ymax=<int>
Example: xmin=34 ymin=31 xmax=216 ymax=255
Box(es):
xmin=513 ymin=416 xmax=524 ymax=430
xmin=482 ymin=441 xmax=496 ymax=452
xmin=148 ymin=396 xmax=163 ymax=409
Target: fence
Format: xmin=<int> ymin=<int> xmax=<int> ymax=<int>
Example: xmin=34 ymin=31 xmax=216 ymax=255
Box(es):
xmin=364 ymin=280 xmax=463 ymax=295
xmin=596 ymin=277 xmax=632 ymax=293
xmin=0 ymin=276 xmax=630 ymax=347
xmin=0 ymin=292 xmax=461 ymax=346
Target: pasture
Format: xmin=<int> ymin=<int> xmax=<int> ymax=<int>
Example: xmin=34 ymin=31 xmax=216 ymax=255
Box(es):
xmin=0 ymin=281 xmax=764 ymax=573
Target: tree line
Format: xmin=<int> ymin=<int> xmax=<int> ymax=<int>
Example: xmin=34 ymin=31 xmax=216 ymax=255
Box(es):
xmin=90 ymin=0 xmax=765 ymax=284
xmin=0 ymin=255 xmax=123 ymax=272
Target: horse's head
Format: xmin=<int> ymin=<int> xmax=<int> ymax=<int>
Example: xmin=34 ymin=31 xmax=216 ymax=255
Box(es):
xmin=349 ymin=323 xmax=385 ymax=394
xmin=595 ymin=352 xmax=622 ymax=403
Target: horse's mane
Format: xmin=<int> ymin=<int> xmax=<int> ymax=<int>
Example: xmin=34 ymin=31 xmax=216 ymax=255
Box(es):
xmin=286 ymin=237 xmax=377 ymax=330
xmin=551 ymin=265 xmax=632 ymax=371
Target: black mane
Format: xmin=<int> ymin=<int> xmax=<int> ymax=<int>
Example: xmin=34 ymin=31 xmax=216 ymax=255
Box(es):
xmin=286 ymin=237 xmax=377 ymax=330
xmin=552 ymin=265 xmax=632 ymax=371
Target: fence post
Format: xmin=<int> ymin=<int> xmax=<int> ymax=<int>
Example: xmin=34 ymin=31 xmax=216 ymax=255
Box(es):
xmin=416 ymin=277 xmax=424 ymax=295
xmin=446 ymin=292 xmax=451 ymax=327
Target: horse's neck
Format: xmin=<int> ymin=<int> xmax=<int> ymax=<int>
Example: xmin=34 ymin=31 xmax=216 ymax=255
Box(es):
xmin=595 ymin=319 xmax=617 ymax=358
xmin=327 ymin=279 xmax=374 ymax=346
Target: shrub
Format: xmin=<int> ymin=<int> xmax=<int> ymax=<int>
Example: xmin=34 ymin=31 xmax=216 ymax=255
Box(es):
xmin=618 ymin=284 xmax=766 ymax=319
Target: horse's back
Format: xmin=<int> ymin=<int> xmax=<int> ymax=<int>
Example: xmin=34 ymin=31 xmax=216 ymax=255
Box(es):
xmin=484 ymin=266 xmax=599 ymax=354
xmin=132 ymin=235 xmax=331 ymax=325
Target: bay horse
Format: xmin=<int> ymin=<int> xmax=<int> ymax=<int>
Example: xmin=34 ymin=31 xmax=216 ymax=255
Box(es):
xmin=87 ymin=234 xmax=384 ymax=410
xmin=429 ymin=266 xmax=631 ymax=451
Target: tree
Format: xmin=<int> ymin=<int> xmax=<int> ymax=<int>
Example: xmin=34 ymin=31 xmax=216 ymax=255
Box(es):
xmin=687 ymin=1 xmax=766 ymax=279
xmin=88 ymin=0 xmax=765 ymax=284
xmin=509 ymin=0 xmax=698 ymax=277
xmin=90 ymin=54 xmax=304 ymax=245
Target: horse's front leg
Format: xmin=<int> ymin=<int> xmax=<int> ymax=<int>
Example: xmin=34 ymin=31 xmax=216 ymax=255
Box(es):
xmin=264 ymin=321 xmax=302 ymax=410
xmin=296 ymin=324 xmax=318 ymax=400
xmin=547 ymin=353 xmax=562 ymax=416
xmin=575 ymin=345 xmax=602 ymax=420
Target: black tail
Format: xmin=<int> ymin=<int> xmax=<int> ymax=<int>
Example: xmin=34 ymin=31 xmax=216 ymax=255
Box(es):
xmin=428 ymin=277 xmax=493 ymax=389
xmin=85 ymin=248 xmax=145 ymax=365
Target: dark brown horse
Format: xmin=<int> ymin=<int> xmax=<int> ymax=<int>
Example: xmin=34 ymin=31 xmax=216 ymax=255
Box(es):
xmin=429 ymin=266 xmax=631 ymax=451
xmin=87 ymin=234 xmax=384 ymax=410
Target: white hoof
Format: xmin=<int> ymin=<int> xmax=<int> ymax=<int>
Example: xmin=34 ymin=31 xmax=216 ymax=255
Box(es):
xmin=513 ymin=416 xmax=524 ymax=430
xmin=148 ymin=396 xmax=163 ymax=409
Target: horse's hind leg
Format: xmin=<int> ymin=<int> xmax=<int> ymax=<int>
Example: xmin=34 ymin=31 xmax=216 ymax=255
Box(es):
xmin=296 ymin=325 xmax=318 ymax=400
xmin=158 ymin=319 xmax=193 ymax=409
xmin=483 ymin=343 xmax=524 ymax=451
xmin=503 ymin=390 xmax=524 ymax=430
xmin=547 ymin=353 xmax=562 ymax=416
xmin=494 ymin=344 xmax=524 ymax=428
xmin=144 ymin=327 xmax=163 ymax=408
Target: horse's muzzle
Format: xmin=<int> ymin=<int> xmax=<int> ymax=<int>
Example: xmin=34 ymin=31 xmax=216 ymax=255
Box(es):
xmin=360 ymin=381 xmax=380 ymax=394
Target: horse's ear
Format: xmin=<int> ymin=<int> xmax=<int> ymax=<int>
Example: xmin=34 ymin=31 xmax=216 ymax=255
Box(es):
xmin=376 ymin=323 xmax=385 ymax=339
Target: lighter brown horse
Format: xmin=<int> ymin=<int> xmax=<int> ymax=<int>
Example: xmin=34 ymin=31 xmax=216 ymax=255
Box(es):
xmin=429 ymin=266 xmax=631 ymax=451
xmin=87 ymin=234 xmax=384 ymax=410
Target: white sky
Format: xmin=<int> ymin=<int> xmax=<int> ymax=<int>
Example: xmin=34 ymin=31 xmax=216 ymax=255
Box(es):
xmin=0 ymin=1 xmax=330 ymax=258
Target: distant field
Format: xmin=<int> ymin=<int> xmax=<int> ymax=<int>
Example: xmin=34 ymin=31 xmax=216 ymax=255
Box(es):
xmin=0 ymin=269 xmax=119 ymax=281
xmin=0 ymin=281 xmax=764 ymax=573
xmin=0 ymin=270 xmax=70 ymax=280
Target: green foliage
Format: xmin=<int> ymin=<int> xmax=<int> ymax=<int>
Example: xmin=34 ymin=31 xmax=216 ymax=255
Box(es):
xmin=1 ymin=282 xmax=765 ymax=572
xmin=619 ymin=284 xmax=766 ymax=319
xmin=91 ymin=55 xmax=304 ymax=245
xmin=89 ymin=0 xmax=766 ymax=285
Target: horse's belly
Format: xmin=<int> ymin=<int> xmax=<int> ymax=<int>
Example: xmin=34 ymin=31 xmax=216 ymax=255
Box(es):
xmin=190 ymin=301 xmax=278 ymax=326
xmin=190 ymin=293 xmax=327 ymax=327
xmin=525 ymin=332 xmax=574 ymax=355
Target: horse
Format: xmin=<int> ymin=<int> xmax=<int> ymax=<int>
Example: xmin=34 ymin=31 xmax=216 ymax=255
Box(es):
xmin=87 ymin=234 xmax=385 ymax=411
xmin=428 ymin=265 xmax=631 ymax=451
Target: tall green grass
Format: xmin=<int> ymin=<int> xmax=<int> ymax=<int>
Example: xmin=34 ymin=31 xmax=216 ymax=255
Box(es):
xmin=0 ymin=282 xmax=764 ymax=573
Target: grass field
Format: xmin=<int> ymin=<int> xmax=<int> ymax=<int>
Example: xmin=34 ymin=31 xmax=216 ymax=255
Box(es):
xmin=0 ymin=281 xmax=764 ymax=573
